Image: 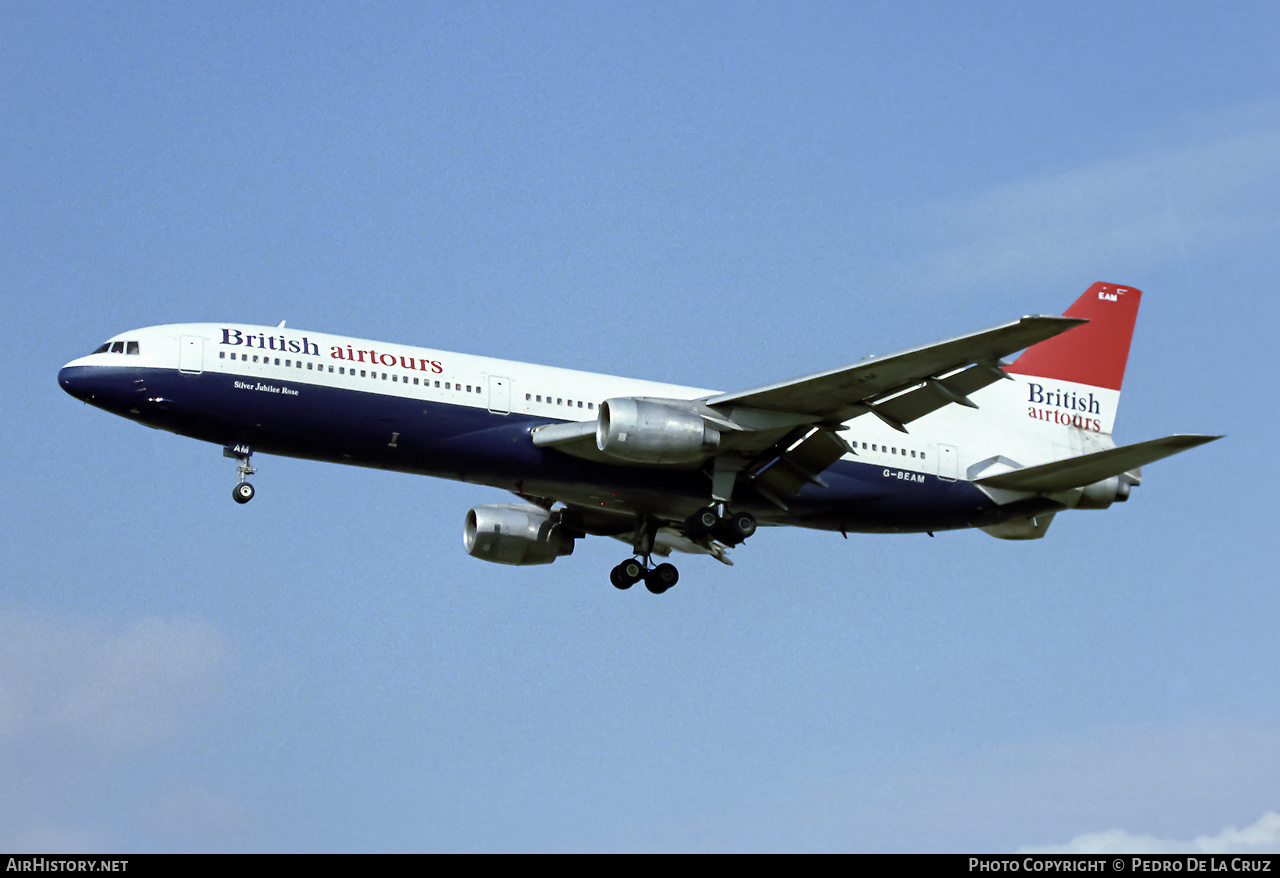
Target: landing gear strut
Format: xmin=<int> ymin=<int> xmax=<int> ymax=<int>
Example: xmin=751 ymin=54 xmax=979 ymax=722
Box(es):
xmin=224 ymin=443 xmax=257 ymax=504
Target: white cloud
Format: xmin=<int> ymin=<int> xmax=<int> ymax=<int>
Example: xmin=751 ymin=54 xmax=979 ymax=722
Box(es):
xmin=885 ymin=103 xmax=1280 ymax=295
xmin=0 ymin=612 xmax=235 ymax=747
xmin=1020 ymin=810 xmax=1280 ymax=855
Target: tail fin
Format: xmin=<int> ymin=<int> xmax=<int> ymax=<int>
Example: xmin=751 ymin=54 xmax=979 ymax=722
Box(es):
xmin=1006 ymin=282 xmax=1141 ymax=390
xmin=1004 ymin=282 xmax=1142 ymax=434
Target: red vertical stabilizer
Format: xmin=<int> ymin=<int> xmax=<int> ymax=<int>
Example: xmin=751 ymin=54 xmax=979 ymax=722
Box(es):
xmin=1005 ymin=282 xmax=1142 ymax=391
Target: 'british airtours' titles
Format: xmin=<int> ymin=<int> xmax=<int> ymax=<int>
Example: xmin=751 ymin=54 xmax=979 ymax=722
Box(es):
xmin=1026 ymin=381 xmax=1104 ymax=433
xmin=220 ymin=328 xmax=444 ymax=373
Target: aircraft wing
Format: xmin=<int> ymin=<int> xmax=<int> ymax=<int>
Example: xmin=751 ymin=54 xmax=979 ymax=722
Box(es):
xmin=975 ymin=434 xmax=1222 ymax=493
xmin=705 ymin=314 xmax=1084 ymax=429
xmin=532 ymin=313 xmax=1090 ymax=506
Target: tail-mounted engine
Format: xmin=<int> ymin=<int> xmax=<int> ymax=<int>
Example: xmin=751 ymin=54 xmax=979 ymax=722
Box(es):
xmin=596 ymin=398 xmax=720 ymax=465
xmin=1075 ymin=473 xmax=1137 ymax=509
xmin=464 ymin=503 xmax=577 ymax=566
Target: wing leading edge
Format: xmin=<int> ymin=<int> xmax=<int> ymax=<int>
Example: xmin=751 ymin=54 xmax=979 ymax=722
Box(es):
xmin=705 ymin=314 xmax=1084 ymax=427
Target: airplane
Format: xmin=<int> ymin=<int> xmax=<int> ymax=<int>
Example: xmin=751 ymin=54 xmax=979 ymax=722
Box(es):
xmin=58 ymin=282 xmax=1218 ymax=594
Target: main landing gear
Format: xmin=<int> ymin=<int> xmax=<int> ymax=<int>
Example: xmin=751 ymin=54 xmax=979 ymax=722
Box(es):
xmin=610 ymin=558 xmax=680 ymax=594
xmin=611 ymin=516 xmax=681 ymax=594
xmin=608 ymin=505 xmax=756 ymax=594
xmin=224 ymin=443 xmax=257 ymax=504
xmin=683 ymin=505 xmax=756 ymax=545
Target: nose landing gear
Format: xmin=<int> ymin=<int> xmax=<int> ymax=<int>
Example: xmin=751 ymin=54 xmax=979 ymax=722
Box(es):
xmin=224 ymin=443 xmax=257 ymax=504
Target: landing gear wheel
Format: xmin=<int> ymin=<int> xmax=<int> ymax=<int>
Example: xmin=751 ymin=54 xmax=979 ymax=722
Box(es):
xmin=684 ymin=507 xmax=720 ymax=540
xmin=723 ymin=510 xmax=756 ymax=543
xmin=611 ymin=559 xmax=644 ymax=590
xmin=232 ymin=482 xmax=255 ymax=504
xmin=610 ymin=563 xmax=634 ymax=590
xmin=644 ymin=563 xmax=679 ymax=594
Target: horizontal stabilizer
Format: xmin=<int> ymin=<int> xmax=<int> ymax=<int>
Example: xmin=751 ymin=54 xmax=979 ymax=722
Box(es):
xmin=975 ymin=434 xmax=1221 ymax=493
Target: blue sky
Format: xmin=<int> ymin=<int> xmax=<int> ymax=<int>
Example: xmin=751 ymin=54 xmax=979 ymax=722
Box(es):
xmin=3 ymin=1 xmax=1278 ymax=852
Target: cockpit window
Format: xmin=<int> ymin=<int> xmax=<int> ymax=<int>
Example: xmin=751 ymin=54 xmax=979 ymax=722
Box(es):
xmin=93 ymin=340 xmax=141 ymax=355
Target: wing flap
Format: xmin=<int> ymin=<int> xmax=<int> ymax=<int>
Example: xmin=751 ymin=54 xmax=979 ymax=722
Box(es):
xmin=975 ymin=434 xmax=1221 ymax=493
xmin=744 ymin=426 xmax=852 ymax=508
xmin=859 ymin=362 xmax=1009 ymax=430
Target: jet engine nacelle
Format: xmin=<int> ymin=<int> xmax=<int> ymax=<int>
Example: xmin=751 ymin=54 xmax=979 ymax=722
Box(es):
xmin=596 ymin=398 xmax=720 ymax=465
xmin=1075 ymin=475 xmax=1134 ymax=510
xmin=463 ymin=503 xmax=576 ymax=566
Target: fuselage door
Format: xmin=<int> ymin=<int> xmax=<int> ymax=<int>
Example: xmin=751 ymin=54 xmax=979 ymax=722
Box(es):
xmin=488 ymin=375 xmax=510 ymax=415
xmin=937 ymin=444 xmax=958 ymax=481
xmin=179 ymin=335 xmax=204 ymax=374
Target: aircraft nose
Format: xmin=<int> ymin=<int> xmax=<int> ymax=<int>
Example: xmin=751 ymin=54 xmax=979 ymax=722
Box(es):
xmin=58 ymin=364 xmax=96 ymax=402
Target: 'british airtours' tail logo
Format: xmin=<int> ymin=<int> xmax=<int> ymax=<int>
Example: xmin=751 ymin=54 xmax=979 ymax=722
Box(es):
xmin=1026 ymin=382 xmax=1103 ymax=433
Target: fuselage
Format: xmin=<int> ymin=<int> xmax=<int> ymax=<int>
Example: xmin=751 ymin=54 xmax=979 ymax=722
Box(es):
xmin=58 ymin=322 xmax=1028 ymax=534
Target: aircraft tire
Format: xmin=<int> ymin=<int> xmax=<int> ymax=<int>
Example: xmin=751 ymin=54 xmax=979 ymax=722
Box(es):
xmin=610 ymin=563 xmax=634 ymax=590
xmin=612 ymin=559 xmax=644 ymax=590
xmin=645 ymin=563 xmax=679 ymax=594
xmin=685 ymin=507 xmax=719 ymax=539
xmin=713 ymin=510 xmax=756 ymax=544
xmin=233 ymin=482 xmax=255 ymax=504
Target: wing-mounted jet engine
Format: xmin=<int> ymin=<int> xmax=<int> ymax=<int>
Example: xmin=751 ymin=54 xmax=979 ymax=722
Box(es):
xmin=463 ymin=503 xmax=577 ymax=566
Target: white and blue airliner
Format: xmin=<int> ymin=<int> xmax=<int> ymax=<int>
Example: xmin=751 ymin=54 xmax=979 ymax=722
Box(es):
xmin=58 ymin=282 xmax=1217 ymax=593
